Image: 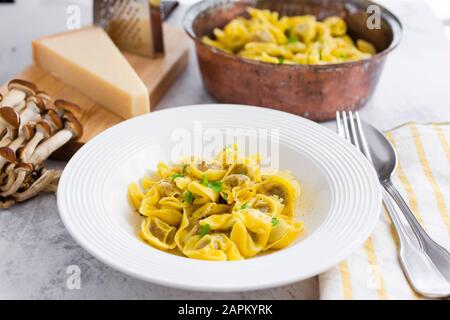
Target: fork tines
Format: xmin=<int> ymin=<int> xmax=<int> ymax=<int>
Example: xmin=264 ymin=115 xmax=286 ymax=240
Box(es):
xmin=336 ymin=111 xmax=373 ymax=164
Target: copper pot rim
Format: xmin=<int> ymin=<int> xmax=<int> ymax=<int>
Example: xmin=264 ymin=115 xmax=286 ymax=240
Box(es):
xmin=183 ymin=0 xmax=403 ymax=70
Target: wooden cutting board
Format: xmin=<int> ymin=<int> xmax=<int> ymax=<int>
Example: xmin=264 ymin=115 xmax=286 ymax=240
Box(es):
xmin=0 ymin=23 xmax=189 ymax=160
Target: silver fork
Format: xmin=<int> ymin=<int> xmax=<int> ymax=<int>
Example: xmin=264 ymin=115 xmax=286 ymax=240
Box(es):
xmin=336 ymin=111 xmax=450 ymax=298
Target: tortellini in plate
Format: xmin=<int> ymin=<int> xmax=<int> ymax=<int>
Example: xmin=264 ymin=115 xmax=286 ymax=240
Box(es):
xmin=128 ymin=145 xmax=304 ymax=261
xmin=201 ymin=7 xmax=377 ymax=65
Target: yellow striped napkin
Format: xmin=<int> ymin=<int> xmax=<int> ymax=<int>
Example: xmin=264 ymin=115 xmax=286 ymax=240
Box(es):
xmin=319 ymin=123 xmax=450 ymax=300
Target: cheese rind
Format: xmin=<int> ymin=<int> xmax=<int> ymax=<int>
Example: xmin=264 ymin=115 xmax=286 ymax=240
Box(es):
xmin=32 ymin=26 xmax=150 ymax=119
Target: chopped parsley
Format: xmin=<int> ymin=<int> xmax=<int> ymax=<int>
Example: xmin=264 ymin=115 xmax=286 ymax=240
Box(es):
xmin=241 ymin=202 xmax=251 ymax=209
xmin=288 ymin=35 xmax=299 ymax=43
xmin=271 ymin=217 xmax=280 ymax=226
xmin=181 ymin=164 xmax=188 ymax=174
xmin=171 ymin=173 xmax=184 ymax=181
xmin=201 ymin=176 xmax=223 ymax=193
xmin=184 ymin=191 xmax=194 ymax=204
xmin=278 ymin=57 xmax=285 ymax=64
xmin=199 ymin=223 xmax=211 ymax=238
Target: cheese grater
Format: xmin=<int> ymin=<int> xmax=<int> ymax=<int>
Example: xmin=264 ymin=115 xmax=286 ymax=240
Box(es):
xmin=93 ymin=0 xmax=164 ymax=57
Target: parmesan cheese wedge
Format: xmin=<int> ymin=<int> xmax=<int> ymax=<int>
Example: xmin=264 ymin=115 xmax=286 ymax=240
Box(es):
xmin=32 ymin=26 xmax=150 ymax=119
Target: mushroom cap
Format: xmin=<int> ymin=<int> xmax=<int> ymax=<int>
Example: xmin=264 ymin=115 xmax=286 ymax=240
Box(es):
xmin=0 ymin=147 xmax=16 ymax=162
xmin=36 ymin=91 xmax=51 ymax=104
xmin=53 ymin=99 xmax=81 ymax=115
xmin=7 ymin=79 xmax=37 ymax=96
xmin=44 ymin=110 xmax=64 ymax=130
xmin=36 ymin=91 xmax=51 ymax=109
xmin=21 ymin=124 xmax=36 ymax=141
xmin=14 ymin=162 xmax=34 ymax=173
xmin=0 ymin=106 xmax=20 ymax=129
xmin=35 ymin=120 xmax=52 ymax=138
xmin=26 ymin=96 xmax=46 ymax=113
xmin=63 ymin=112 xmax=83 ymax=139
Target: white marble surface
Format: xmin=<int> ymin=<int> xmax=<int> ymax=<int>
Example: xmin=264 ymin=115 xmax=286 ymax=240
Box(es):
xmin=0 ymin=0 xmax=449 ymax=299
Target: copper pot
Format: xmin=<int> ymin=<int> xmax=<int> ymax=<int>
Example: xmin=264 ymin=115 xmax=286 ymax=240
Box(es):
xmin=184 ymin=0 xmax=402 ymax=121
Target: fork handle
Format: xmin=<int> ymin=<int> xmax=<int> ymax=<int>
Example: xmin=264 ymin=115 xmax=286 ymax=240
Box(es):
xmin=383 ymin=179 xmax=450 ymax=281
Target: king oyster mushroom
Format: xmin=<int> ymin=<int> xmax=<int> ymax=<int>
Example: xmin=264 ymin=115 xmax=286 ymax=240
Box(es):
xmin=0 ymin=107 xmax=20 ymax=147
xmin=0 ymin=79 xmax=36 ymax=108
xmin=29 ymin=112 xmax=82 ymax=165
xmin=0 ymin=163 xmax=34 ymax=197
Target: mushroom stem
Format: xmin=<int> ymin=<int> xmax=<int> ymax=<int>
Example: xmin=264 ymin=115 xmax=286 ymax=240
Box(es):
xmin=1 ymin=89 xmax=26 ymax=108
xmin=18 ymin=98 xmax=44 ymax=132
xmin=29 ymin=130 xmax=73 ymax=164
xmin=0 ymin=197 xmax=15 ymax=209
xmin=5 ymin=174 xmax=26 ymax=196
xmin=0 ymin=163 xmax=34 ymax=197
xmin=42 ymin=170 xmax=61 ymax=193
xmin=0 ymin=129 xmax=16 ymax=147
xmin=20 ymin=121 xmax=52 ymax=163
xmin=21 ymin=132 xmax=43 ymax=162
xmin=29 ymin=113 xmax=82 ymax=165
xmin=0 ymin=163 xmax=16 ymax=191
xmin=13 ymin=100 xmax=27 ymax=114
xmin=12 ymin=169 xmax=61 ymax=203
xmin=6 ymin=135 xmax=26 ymax=153
xmin=1 ymin=124 xmax=35 ymax=166
xmin=12 ymin=124 xmax=34 ymax=149
xmin=43 ymin=183 xmax=58 ymax=193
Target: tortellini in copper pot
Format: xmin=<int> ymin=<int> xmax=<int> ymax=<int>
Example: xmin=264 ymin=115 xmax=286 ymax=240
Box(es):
xmin=202 ymin=7 xmax=377 ymax=65
xmin=128 ymin=145 xmax=304 ymax=261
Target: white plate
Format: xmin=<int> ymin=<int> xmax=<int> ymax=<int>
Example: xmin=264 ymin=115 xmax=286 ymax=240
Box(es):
xmin=57 ymin=104 xmax=381 ymax=292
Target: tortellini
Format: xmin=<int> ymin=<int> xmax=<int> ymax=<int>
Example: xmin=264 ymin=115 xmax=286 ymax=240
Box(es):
xmin=128 ymin=145 xmax=304 ymax=261
xmin=202 ymin=7 xmax=377 ymax=65
xmin=184 ymin=234 xmax=243 ymax=261
xmin=140 ymin=217 xmax=177 ymax=250
xmin=230 ymin=209 xmax=272 ymax=258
